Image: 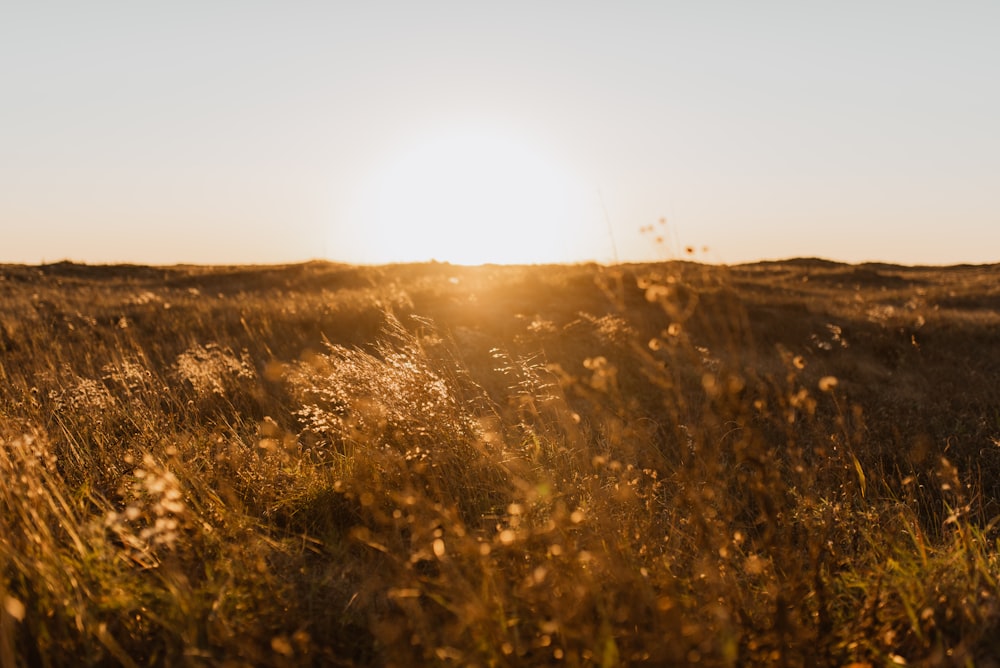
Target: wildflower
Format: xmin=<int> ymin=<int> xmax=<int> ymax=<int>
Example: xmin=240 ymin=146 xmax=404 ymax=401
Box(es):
xmin=433 ymin=538 xmax=446 ymax=558
xmin=3 ymin=596 xmax=25 ymax=622
xmin=173 ymin=343 xmax=256 ymax=397
xmin=818 ymin=376 xmax=839 ymax=392
xmin=271 ymin=636 xmax=294 ymax=657
xmin=645 ymin=284 xmax=671 ymax=302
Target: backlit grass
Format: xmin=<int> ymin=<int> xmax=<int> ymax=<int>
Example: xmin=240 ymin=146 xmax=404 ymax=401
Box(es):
xmin=0 ymin=259 xmax=998 ymax=666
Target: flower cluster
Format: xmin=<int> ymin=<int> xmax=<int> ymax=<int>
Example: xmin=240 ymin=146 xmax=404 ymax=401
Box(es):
xmin=105 ymin=453 xmax=187 ymax=565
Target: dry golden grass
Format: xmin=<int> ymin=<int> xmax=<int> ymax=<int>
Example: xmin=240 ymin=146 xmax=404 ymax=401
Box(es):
xmin=0 ymin=258 xmax=999 ymax=666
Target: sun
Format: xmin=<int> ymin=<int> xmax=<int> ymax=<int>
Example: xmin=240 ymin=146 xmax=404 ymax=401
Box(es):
xmin=346 ymin=126 xmax=595 ymax=265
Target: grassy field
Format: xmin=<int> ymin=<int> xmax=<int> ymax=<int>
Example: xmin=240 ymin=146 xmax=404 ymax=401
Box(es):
xmin=1 ymin=258 xmax=999 ymax=666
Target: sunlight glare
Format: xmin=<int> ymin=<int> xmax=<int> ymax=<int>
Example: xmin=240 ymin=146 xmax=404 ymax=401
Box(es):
xmin=349 ymin=127 xmax=594 ymax=265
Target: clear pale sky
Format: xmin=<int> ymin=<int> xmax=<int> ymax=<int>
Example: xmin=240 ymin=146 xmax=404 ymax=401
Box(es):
xmin=3 ymin=2 xmax=998 ymax=266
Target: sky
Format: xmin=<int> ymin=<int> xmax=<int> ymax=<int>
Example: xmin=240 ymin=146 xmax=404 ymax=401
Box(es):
xmin=2 ymin=1 xmax=998 ymax=266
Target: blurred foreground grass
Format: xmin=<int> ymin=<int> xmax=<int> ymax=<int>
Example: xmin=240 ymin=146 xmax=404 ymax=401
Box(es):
xmin=1 ymin=259 xmax=999 ymax=666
